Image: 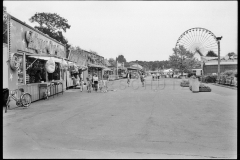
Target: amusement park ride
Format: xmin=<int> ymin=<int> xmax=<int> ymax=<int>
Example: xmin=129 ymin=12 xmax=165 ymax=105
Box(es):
xmin=175 ymin=27 xmax=222 ymax=78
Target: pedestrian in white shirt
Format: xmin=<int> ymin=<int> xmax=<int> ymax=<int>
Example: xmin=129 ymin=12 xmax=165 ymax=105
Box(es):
xmin=92 ymin=74 xmax=99 ymax=92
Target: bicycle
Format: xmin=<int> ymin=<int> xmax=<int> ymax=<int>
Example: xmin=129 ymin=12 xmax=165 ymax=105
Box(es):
xmin=5 ymin=88 xmax=32 ymax=113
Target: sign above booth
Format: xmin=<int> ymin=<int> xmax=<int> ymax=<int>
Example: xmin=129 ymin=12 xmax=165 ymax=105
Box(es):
xmin=9 ymin=15 xmax=66 ymax=58
xmin=68 ymin=49 xmax=87 ymax=67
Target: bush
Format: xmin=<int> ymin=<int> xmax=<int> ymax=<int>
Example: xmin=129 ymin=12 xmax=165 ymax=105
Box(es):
xmin=221 ymin=69 xmax=237 ymax=77
xmin=203 ymin=75 xmax=217 ymax=83
xmin=187 ymin=72 xmax=196 ymax=78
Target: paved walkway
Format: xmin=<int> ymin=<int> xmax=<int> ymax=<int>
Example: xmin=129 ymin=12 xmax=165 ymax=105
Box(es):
xmin=3 ymin=77 xmax=237 ymax=158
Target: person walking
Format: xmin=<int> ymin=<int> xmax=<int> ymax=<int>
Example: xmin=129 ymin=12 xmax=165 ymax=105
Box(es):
xmin=156 ymin=72 xmax=160 ymax=80
xmin=126 ymin=71 xmax=132 ymax=87
xmin=86 ymin=74 xmax=92 ymax=93
xmin=102 ymin=72 xmax=109 ymax=92
xmin=152 ymin=73 xmax=155 ymax=81
xmin=79 ymin=72 xmax=83 ymax=92
xmin=93 ymin=74 xmax=99 ymax=92
xmin=140 ymin=73 xmax=145 ymax=87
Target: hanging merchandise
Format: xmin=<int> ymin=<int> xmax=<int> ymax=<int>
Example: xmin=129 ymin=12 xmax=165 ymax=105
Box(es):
xmin=45 ymin=57 xmax=55 ymax=73
xmin=9 ymin=53 xmax=20 ymax=71
xmin=60 ymin=59 xmax=68 ymax=71
xmin=73 ymin=63 xmax=78 ymax=72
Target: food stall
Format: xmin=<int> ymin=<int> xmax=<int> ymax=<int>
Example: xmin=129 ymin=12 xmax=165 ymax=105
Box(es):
xmin=6 ymin=14 xmax=67 ymax=102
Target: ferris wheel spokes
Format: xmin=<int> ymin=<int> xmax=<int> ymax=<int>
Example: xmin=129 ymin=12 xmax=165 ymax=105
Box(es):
xmin=175 ymin=27 xmax=218 ymax=56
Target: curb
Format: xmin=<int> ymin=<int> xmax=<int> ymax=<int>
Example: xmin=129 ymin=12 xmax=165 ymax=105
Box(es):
xmin=210 ymin=83 xmax=237 ymax=90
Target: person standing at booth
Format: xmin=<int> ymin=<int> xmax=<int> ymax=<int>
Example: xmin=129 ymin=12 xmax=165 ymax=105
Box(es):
xmin=86 ymin=74 xmax=92 ymax=93
xmin=93 ymin=74 xmax=99 ymax=92
xmin=35 ymin=70 xmax=42 ymax=83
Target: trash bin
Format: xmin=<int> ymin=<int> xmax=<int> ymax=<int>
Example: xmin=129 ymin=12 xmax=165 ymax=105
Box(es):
xmin=192 ymin=78 xmax=200 ymax=93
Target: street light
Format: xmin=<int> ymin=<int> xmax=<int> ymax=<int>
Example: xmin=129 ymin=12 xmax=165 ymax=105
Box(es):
xmin=136 ymin=60 xmax=138 ymax=74
xmin=216 ymin=36 xmax=222 ymax=79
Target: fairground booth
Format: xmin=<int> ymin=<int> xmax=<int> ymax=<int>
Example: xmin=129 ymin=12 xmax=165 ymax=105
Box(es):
xmin=67 ymin=48 xmax=88 ymax=88
xmin=4 ymin=14 xmax=68 ymax=102
xmin=86 ymin=51 xmax=106 ymax=80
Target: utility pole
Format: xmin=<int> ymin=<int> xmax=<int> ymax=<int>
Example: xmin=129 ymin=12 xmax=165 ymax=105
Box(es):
xmin=116 ymin=61 xmax=118 ymax=76
xmin=216 ymin=36 xmax=222 ymax=79
xmin=136 ymin=60 xmax=138 ymax=74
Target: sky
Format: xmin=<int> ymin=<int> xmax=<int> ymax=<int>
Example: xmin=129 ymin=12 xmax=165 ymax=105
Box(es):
xmin=3 ymin=1 xmax=238 ymax=62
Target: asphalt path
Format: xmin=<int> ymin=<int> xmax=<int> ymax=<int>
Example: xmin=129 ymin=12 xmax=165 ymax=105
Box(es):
xmin=3 ymin=77 xmax=237 ymax=158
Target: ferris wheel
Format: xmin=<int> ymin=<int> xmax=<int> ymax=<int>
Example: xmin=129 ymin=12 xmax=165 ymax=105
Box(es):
xmin=175 ymin=27 xmax=218 ymax=56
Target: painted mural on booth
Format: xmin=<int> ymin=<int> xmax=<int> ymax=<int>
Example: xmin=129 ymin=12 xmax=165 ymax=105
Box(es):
xmin=9 ymin=18 xmax=66 ymax=58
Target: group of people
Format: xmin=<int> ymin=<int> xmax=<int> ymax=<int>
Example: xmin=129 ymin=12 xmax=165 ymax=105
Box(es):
xmin=151 ymin=73 xmax=161 ymax=81
xmin=151 ymin=72 xmax=174 ymax=80
xmin=86 ymin=72 xmax=109 ymax=93
xmin=126 ymin=71 xmax=146 ymax=87
xmin=72 ymin=72 xmax=109 ymax=93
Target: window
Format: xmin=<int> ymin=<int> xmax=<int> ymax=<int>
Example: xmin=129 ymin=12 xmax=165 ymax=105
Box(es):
xmin=26 ymin=56 xmax=47 ymax=84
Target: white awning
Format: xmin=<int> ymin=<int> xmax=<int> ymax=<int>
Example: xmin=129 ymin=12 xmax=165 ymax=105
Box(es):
xmin=28 ymin=55 xmax=63 ymax=63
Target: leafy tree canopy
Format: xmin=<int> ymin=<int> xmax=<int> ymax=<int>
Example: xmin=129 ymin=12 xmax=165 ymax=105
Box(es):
xmin=108 ymin=58 xmax=116 ymax=66
xmin=29 ymin=12 xmax=70 ymax=32
xmin=116 ymin=55 xmax=127 ymax=63
xmin=169 ymin=45 xmax=199 ymax=75
xmin=227 ymin=52 xmax=237 ymax=57
xmin=3 ymin=6 xmax=8 ymax=43
xmin=206 ymin=50 xmax=218 ymax=57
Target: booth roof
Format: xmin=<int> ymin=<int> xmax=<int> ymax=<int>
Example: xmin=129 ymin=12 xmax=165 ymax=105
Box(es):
xmin=88 ymin=63 xmax=105 ymax=68
xmin=103 ymin=66 xmax=112 ymax=71
xmin=28 ymin=55 xmax=88 ymax=68
xmin=127 ymin=67 xmax=138 ymax=70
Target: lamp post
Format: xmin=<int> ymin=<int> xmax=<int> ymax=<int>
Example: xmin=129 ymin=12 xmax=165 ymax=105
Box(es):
xmin=136 ymin=60 xmax=138 ymax=74
xmin=216 ymin=36 xmax=222 ymax=79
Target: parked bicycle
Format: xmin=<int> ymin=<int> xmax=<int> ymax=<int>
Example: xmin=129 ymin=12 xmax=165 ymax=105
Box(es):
xmin=4 ymin=88 xmax=32 ymax=113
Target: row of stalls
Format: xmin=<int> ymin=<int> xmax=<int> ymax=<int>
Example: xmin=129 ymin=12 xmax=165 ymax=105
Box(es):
xmin=68 ymin=48 xmax=113 ymax=86
xmin=3 ymin=14 xmax=111 ymax=103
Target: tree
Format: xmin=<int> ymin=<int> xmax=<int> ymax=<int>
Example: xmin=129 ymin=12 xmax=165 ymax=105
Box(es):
xmin=29 ymin=12 xmax=71 ymax=56
xmin=108 ymin=58 xmax=116 ymax=66
xmin=116 ymin=55 xmax=127 ymax=63
xmin=227 ymin=52 xmax=237 ymax=59
xmin=206 ymin=50 xmax=218 ymax=57
xmin=3 ymin=6 xmax=8 ymax=44
xmin=169 ymin=45 xmax=199 ymax=75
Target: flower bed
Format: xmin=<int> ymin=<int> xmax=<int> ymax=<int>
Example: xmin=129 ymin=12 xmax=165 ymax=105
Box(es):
xmin=180 ymin=79 xmax=189 ymax=87
xmin=199 ymin=85 xmax=211 ymax=92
